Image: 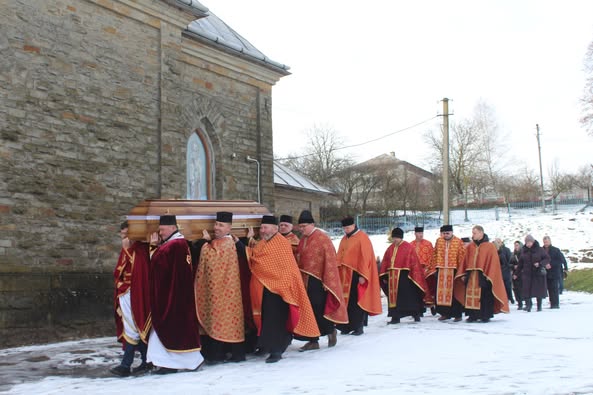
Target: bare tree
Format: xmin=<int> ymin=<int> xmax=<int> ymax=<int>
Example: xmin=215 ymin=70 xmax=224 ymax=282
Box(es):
xmin=355 ymin=165 xmax=383 ymax=214
xmin=547 ymin=160 xmax=575 ymax=201
xmin=426 ymin=118 xmax=482 ymax=196
xmin=303 ymin=125 xmax=351 ymax=186
xmin=581 ymin=39 xmax=593 ymax=136
xmin=333 ymin=165 xmax=362 ymax=213
xmin=472 ymin=100 xmax=510 ymax=190
xmin=574 ymin=164 xmax=593 ymax=202
xmin=496 ymin=174 xmax=516 ymax=204
xmin=425 ymin=100 xmax=508 ymax=206
xmin=511 ymin=167 xmax=541 ymax=202
xmin=280 ymin=125 xmax=359 ymax=218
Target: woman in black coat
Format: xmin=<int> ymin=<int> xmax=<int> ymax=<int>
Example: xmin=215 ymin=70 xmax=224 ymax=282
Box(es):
xmin=494 ymin=238 xmax=514 ymax=304
xmin=510 ymin=241 xmax=523 ymax=310
xmin=518 ymin=235 xmax=549 ymax=312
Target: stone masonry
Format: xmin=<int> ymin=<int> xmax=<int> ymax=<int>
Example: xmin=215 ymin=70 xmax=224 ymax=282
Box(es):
xmin=0 ymin=0 xmax=288 ymax=347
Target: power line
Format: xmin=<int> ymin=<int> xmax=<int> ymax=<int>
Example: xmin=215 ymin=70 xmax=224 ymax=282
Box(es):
xmin=275 ymin=115 xmax=438 ymax=161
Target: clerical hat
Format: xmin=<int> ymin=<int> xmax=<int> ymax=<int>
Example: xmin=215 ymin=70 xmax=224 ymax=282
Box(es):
xmin=279 ymin=215 xmax=293 ymax=224
xmin=391 ymin=227 xmax=404 ymax=239
xmin=414 ymin=226 xmax=424 ymax=233
xmin=261 ymin=215 xmax=278 ymax=225
xmin=297 ymin=210 xmax=315 ymax=224
xmin=440 ymin=225 xmax=453 ymax=232
xmin=341 ymin=216 xmax=355 ymax=227
xmin=216 ymin=211 xmax=233 ymax=223
xmin=159 ymin=215 xmax=177 ymax=226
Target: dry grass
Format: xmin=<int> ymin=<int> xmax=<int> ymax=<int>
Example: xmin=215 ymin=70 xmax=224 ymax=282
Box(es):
xmin=565 ymin=268 xmax=593 ymax=293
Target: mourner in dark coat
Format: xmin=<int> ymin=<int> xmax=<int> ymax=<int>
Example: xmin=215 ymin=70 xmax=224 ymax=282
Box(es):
xmin=510 ymin=241 xmax=524 ymax=310
xmin=494 ymin=238 xmax=514 ymax=304
xmin=518 ymin=235 xmax=549 ymax=312
xmin=542 ymin=236 xmax=567 ymax=309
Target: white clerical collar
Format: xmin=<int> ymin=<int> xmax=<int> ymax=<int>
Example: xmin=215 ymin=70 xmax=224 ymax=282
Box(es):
xmin=163 ymin=231 xmax=184 ymax=244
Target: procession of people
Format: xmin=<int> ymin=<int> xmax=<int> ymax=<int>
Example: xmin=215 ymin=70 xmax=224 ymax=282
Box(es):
xmin=110 ymin=212 xmax=567 ymax=376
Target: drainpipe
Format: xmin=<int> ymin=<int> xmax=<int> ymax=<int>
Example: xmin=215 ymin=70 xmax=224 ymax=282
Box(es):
xmin=246 ymin=156 xmax=261 ymax=203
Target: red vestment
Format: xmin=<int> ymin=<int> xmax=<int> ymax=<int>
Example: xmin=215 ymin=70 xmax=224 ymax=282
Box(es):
xmin=248 ymin=233 xmax=320 ymax=338
xmin=150 ymin=236 xmax=201 ymax=352
xmin=454 ymin=241 xmax=510 ymax=314
xmin=426 ymin=236 xmax=466 ymax=306
xmin=379 ymin=241 xmax=428 ymax=307
xmin=296 ymin=229 xmax=348 ymax=324
xmin=412 ymin=239 xmax=434 ymax=270
xmin=283 ymin=231 xmax=300 ymax=257
xmin=336 ymin=230 xmax=382 ymax=316
xmin=113 ymin=242 xmax=151 ymax=344
xmin=195 ymin=237 xmax=244 ymax=343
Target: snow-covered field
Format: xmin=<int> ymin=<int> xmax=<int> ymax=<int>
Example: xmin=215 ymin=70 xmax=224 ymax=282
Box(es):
xmin=360 ymin=208 xmax=593 ymax=270
xmin=2 ymin=209 xmax=593 ymax=395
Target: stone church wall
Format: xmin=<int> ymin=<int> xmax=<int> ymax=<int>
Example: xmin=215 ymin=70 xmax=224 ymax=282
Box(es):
xmin=0 ymin=0 xmax=285 ymax=347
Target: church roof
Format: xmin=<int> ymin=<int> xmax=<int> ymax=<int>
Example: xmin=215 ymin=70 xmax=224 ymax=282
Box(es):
xmin=168 ymin=0 xmax=209 ymax=16
xmin=274 ymin=162 xmax=333 ymax=195
xmin=185 ymin=7 xmax=290 ymax=73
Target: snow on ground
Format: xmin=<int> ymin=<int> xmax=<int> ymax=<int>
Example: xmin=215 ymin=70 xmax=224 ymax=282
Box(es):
xmin=3 ymin=291 xmax=593 ymax=395
xmin=2 ymin=210 xmax=593 ymax=394
xmin=357 ymin=208 xmax=593 ymax=270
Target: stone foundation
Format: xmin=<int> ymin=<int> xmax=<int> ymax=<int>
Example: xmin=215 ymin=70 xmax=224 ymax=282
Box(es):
xmin=0 ymin=270 xmax=113 ymax=348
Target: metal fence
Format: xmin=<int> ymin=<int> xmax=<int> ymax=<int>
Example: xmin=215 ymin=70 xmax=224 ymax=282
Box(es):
xmin=318 ymin=199 xmax=591 ymax=237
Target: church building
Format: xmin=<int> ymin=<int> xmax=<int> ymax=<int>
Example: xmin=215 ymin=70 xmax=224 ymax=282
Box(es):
xmin=0 ymin=0 xmax=288 ymax=346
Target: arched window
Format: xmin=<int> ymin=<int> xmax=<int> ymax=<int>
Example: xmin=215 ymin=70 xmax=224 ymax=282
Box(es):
xmin=186 ymin=130 xmax=213 ymax=200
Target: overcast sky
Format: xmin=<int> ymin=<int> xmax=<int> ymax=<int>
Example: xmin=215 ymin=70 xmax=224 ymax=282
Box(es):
xmin=206 ymin=1 xmax=593 ymax=174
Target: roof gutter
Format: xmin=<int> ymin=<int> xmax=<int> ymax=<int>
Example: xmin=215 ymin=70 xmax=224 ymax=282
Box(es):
xmin=162 ymin=0 xmax=210 ymax=18
xmin=183 ymin=29 xmax=290 ymax=75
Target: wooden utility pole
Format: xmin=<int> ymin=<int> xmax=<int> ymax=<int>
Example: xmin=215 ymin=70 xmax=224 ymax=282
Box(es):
xmin=442 ymin=98 xmax=450 ymax=225
xmin=536 ymin=124 xmax=546 ymax=212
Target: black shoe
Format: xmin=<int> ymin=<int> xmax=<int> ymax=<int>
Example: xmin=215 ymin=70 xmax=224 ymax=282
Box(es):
xmin=430 ymin=306 xmax=437 ymax=316
xmin=204 ymin=359 xmax=224 ymax=366
xmin=152 ymin=367 xmax=178 ymax=375
xmin=253 ymin=348 xmax=267 ymax=356
xmin=265 ymin=353 xmax=282 ymax=363
xmin=225 ymin=355 xmax=246 ymax=363
xmin=339 ymin=329 xmax=351 ymax=335
xmin=193 ymin=360 xmax=205 ymax=371
xmin=481 ymin=318 xmax=490 ymax=323
xmin=413 ymin=316 xmax=421 ymax=322
xmin=351 ymin=328 xmax=364 ymax=336
xmin=466 ymin=317 xmax=477 ymax=323
xmin=131 ymin=362 xmax=153 ymax=375
xmin=388 ymin=317 xmax=400 ymax=325
xmin=109 ymin=365 xmax=130 ymax=377
xmin=453 ymin=317 xmax=462 ymax=322
xmin=298 ymin=341 xmax=320 ymax=352
xmin=328 ymin=329 xmax=337 ymax=348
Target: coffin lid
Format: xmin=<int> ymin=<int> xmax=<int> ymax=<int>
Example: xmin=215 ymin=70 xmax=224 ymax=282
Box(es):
xmin=126 ymin=199 xmax=271 ymax=241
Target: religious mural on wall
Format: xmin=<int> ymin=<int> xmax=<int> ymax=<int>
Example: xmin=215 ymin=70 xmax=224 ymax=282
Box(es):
xmin=186 ymin=132 xmax=209 ymax=200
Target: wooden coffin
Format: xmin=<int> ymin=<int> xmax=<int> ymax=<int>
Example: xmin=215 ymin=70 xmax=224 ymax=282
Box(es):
xmin=127 ymin=199 xmax=271 ymax=241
